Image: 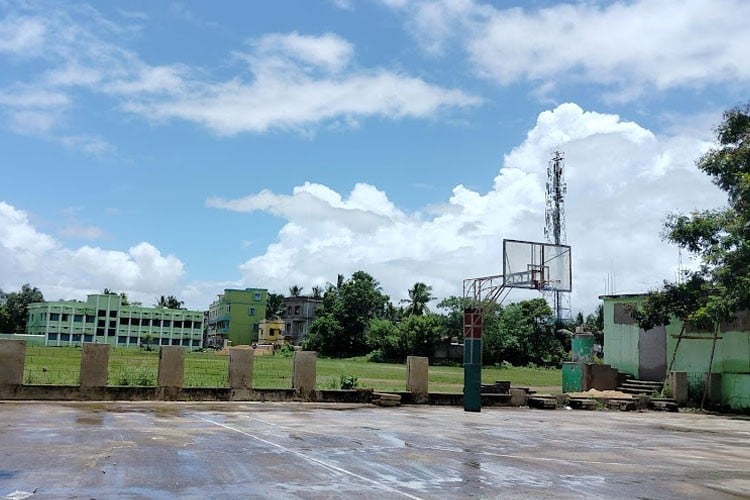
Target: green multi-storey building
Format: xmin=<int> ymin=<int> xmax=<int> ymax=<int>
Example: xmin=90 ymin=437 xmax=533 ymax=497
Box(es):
xmin=207 ymin=288 xmax=267 ymax=346
xmin=26 ymin=294 xmax=204 ymax=348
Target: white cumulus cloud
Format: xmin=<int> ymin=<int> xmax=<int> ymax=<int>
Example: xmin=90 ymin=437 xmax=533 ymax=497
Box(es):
xmin=389 ymin=0 xmax=750 ymax=100
xmin=0 ymin=202 xmax=185 ymax=304
xmin=0 ymin=4 xmax=480 ymax=146
xmin=124 ymin=32 xmax=481 ymax=135
xmin=211 ymin=103 xmax=725 ymax=314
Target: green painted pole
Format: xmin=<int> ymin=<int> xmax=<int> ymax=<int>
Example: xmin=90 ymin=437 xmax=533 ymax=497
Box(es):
xmin=463 ymin=308 xmax=482 ymax=412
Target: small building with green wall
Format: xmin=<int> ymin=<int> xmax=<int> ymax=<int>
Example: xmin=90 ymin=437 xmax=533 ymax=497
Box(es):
xmin=26 ymin=294 xmax=205 ymax=348
xmin=206 ymin=288 xmax=267 ymax=346
xmin=601 ymin=294 xmax=750 ymax=411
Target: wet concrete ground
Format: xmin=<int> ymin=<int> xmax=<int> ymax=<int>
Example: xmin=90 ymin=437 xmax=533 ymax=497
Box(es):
xmin=1 ymin=402 xmax=749 ymax=499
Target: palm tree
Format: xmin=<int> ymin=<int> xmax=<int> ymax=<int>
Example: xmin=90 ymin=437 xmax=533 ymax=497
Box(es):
xmin=400 ymin=282 xmax=436 ymax=316
xmin=289 ymin=285 xmax=303 ymax=297
xmin=311 ymin=285 xmax=323 ymax=299
xmin=155 ymin=295 xmax=184 ymax=309
xmin=325 ymin=274 xmax=346 ymax=294
xmin=266 ymin=293 xmax=285 ymax=320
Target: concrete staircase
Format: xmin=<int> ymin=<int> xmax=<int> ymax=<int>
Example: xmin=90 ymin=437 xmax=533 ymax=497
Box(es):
xmin=617 ymin=378 xmax=664 ymax=396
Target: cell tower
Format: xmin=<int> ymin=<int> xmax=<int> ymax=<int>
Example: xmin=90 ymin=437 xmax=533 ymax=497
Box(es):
xmin=545 ymin=150 xmax=571 ymax=321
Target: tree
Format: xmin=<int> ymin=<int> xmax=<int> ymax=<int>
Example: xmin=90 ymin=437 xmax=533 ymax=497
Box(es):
xmin=0 ymin=291 xmax=10 ymax=334
xmin=587 ymin=304 xmax=604 ymax=333
xmin=304 ymin=315 xmax=345 ymax=354
xmin=266 ymin=293 xmax=285 ymax=320
xmin=631 ymin=104 xmax=750 ymax=407
xmin=365 ymin=318 xmax=402 ymax=361
xmin=365 ymin=314 xmax=445 ymax=363
xmin=436 ymin=296 xmax=501 ymax=343
xmin=311 ymin=285 xmax=323 ymax=299
xmin=141 ymin=333 xmax=154 ymax=351
xmin=2 ymin=284 xmax=44 ymax=334
xmin=482 ymin=298 xmax=565 ymax=367
xmin=289 ymin=285 xmax=303 ymax=297
xmin=575 ymin=312 xmax=584 ymax=326
xmin=155 ymin=295 xmax=184 ymax=309
xmin=400 ymin=282 xmax=436 ymax=316
xmin=436 ymin=296 xmax=473 ymax=342
xmin=325 ymin=274 xmax=345 ymax=294
xmin=303 ymin=271 xmax=389 ymax=356
xmin=398 ymin=314 xmax=445 ymax=359
xmin=642 ymin=104 xmax=750 ymax=325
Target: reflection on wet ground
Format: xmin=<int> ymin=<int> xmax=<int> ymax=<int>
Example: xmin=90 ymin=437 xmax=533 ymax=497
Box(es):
xmin=1 ymin=402 xmax=749 ymax=499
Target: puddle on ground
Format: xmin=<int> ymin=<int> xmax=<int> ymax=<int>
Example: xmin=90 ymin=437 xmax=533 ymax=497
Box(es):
xmin=75 ymin=415 xmax=103 ymax=426
xmin=0 ymin=470 xmax=17 ymax=480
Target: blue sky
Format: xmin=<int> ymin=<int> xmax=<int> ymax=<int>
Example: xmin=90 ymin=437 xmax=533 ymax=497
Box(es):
xmin=0 ymin=0 xmax=746 ymax=313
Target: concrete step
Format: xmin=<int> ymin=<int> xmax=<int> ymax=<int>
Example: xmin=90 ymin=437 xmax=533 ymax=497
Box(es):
xmin=618 ymin=379 xmax=663 ymax=395
xmin=568 ymin=398 xmax=601 ymax=410
xmin=528 ymin=397 xmax=557 ymax=409
xmin=372 ymin=392 xmax=401 ymax=407
xmin=649 ymin=399 xmax=679 ymax=412
xmin=621 ymin=380 xmax=663 ymax=388
xmin=481 ymin=381 xmax=510 ymax=394
xmin=606 ymin=400 xmax=638 ymax=411
xmin=617 ymin=386 xmax=660 ymax=395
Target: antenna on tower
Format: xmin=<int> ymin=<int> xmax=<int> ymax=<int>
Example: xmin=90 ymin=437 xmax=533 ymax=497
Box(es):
xmin=545 ymin=149 xmax=571 ymax=321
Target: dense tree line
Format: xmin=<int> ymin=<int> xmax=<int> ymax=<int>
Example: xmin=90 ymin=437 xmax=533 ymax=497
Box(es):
xmin=3 ymin=274 xmax=601 ymax=367
xmin=300 ymin=271 xmax=590 ymax=367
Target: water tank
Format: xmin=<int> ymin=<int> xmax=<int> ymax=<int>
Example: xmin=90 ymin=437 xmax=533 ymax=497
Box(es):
xmin=571 ymin=333 xmax=595 ymax=363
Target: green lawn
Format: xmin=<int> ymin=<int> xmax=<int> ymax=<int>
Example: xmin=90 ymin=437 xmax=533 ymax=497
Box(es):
xmin=22 ymin=346 xmax=561 ymax=392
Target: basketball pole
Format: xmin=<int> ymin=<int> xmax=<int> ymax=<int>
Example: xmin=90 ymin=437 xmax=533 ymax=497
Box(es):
xmin=463 ymin=306 xmax=482 ymax=412
xmin=462 ymin=240 xmax=571 ymax=413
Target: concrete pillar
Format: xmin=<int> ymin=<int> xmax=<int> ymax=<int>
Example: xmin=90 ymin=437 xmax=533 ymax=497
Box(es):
xmin=406 ymin=356 xmax=429 ymax=403
xmin=80 ymin=343 xmax=110 ymax=388
xmin=0 ymin=339 xmax=26 ymax=386
xmin=292 ymin=351 xmax=317 ymax=396
xmin=668 ymin=371 xmax=688 ymax=405
xmin=229 ymin=347 xmax=254 ymax=389
xmin=157 ymin=346 xmax=185 ymax=388
xmin=509 ymin=388 xmax=528 ymax=407
xmin=707 ymin=373 xmax=722 ymax=404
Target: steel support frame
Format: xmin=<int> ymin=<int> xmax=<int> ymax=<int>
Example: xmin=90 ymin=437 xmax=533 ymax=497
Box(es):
xmin=461 ymin=274 xmax=510 ymax=412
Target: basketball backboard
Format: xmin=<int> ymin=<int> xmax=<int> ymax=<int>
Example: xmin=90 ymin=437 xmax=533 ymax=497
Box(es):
xmin=502 ymin=239 xmax=572 ymax=292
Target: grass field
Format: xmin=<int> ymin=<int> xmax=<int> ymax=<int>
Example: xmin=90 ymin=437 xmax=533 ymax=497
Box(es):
xmin=22 ymin=346 xmax=561 ymax=392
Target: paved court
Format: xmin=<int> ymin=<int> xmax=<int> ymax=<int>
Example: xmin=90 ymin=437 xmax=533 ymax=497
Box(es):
xmin=1 ymin=402 xmax=749 ymax=499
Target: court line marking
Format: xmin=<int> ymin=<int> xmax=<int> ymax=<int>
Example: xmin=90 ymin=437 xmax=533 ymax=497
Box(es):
xmin=197 ymin=416 xmax=423 ymax=500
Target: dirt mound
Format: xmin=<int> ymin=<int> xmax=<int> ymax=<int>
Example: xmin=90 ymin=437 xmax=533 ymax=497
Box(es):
xmin=567 ymin=388 xmax=633 ymax=399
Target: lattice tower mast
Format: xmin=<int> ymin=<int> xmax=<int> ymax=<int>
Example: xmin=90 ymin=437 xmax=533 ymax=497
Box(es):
xmin=545 ymin=150 xmax=570 ymax=321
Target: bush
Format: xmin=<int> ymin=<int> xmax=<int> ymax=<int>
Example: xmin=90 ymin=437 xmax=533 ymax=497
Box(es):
xmin=275 ymin=344 xmax=296 ymax=357
xmin=116 ymin=368 xmax=155 ymax=386
xmin=366 ymin=349 xmax=386 ymax=363
xmin=365 ymin=315 xmax=445 ymax=363
xmin=339 ymin=374 xmax=358 ymax=390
